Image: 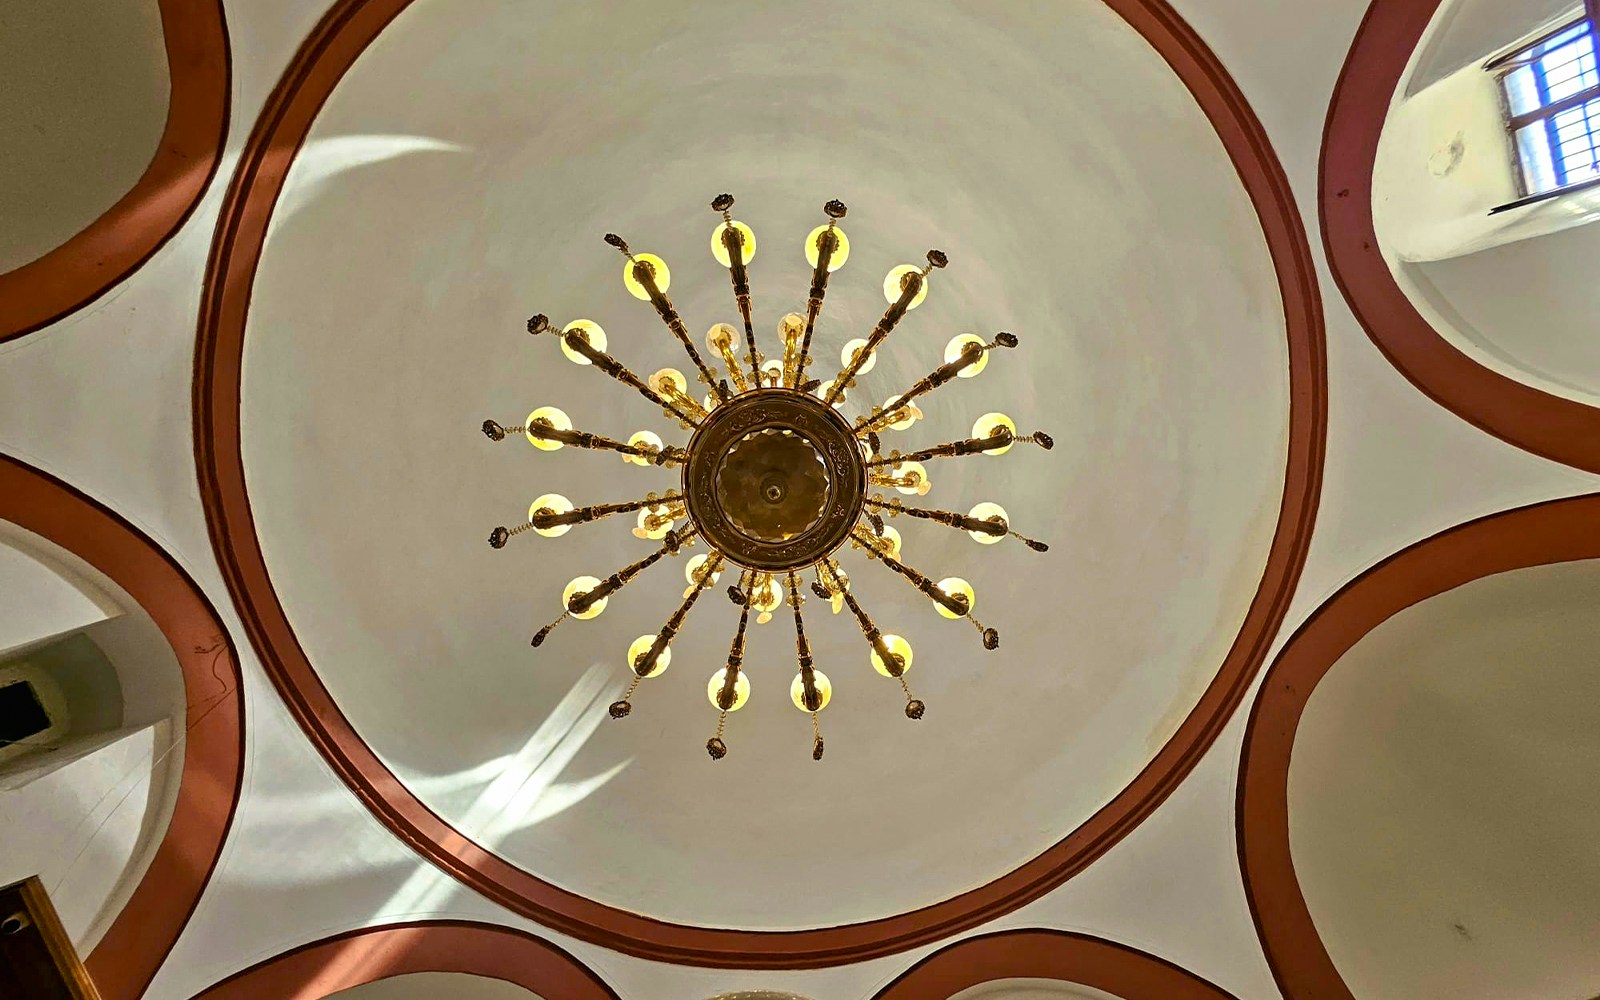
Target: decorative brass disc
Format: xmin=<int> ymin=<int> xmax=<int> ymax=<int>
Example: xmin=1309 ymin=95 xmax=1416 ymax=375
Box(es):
xmin=683 ymin=388 xmax=866 ymax=571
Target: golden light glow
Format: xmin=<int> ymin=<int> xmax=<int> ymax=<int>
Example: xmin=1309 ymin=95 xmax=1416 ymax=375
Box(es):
xmin=650 ymin=367 xmax=689 ymax=396
xmin=870 ymin=525 xmax=903 ymax=559
xmin=707 ymin=668 xmax=751 ymax=711
xmin=563 ymin=575 xmax=607 ymax=620
xmin=968 ymin=502 xmax=1008 ymax=544
xmin=973 ymin=412 xmax=1017 ymax=455
xmin=790 ymin=670 xmax=833 ymax=712
xmin=805 ymin=224 xmax=850 ymax=271
xmin=706 ymin=322 xmax=738 ymax=353
xmin=560 ymin=319 xmax=606 ymax=365
xmin=528 ymin=494 xmax=574 ymax=538
xmin=635 ymin=504 xmax=676 ymax=540
xmin=711 ymin=220 xmax=757 ymax=267
xmin=622 ymin=253 xmax=671 ymax=299
xmin=883 ymin=396 xmax=922 ymax=431
xmin=778 ymin=312 xmax=805 ymax=345
xmin=871 ymin=634 xmax=914 ymax=677
xmin=624 ymin=430 xmax=662 ymax=466
xmin=525 ymin=406 xmax=572 ymax=450
xmin=894 ymin=461 xmax=930 ymax=496
xmin=684 ymin=553 xmax=721 ymax=596
xmin=627 ymin=634 xmax=670 ymax=677
xmin=934 ymin=577 xmax=974 ymax=619
xmin=841 ymin=338 xmax=877 ymax=374
xmin=944 ymin=334 xmax=989 ymax=378
xmin=882 ymin=264 xmax=929 ymax=309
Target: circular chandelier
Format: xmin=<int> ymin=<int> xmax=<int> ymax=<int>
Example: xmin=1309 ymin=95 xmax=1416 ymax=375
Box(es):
xmin=484 ymin=195 xmax=1051 ymax=760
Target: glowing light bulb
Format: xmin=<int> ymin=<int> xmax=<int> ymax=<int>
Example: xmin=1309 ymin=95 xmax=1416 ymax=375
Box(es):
xmin=840 ymin=338 xmax=877 ymax=374
xmin=563 ymin=575 xmax=607 ymax=620
xmin=874 ymin=525 xmax=903 ymax=558
xmin=882 ymin=265 xmax=930 ymax=309
xmin=684 ymin=554 xmax=721 ymax=595
xmin=790 ymin=670 xmax=833 ymax=712
xmin=705 ymin=322 xmax=738 ymax=353
xmin=525 ymin=406 xmax=572 ymax=451
xmin=778 ymin=313 xmax=805 ymax=345
xmin=710 ymin=221 xmax=757 ymax=266
xmin=944 ymin=334 xmax=988 ymax=378
xmin=622 ymin=253 xmax=670 ymax=300
xmin=816 ymin=380 xmax=844 ymax=407
xmin=560 ymin=319 xmax=606 ymax=365
xmin=707 ymin=667 xmax=751 ymax=711
xmin=871 ymin=634 xmax=914 ymax=677
xmin=883 ymin=396 xmax=922 ymax=431
xmin=934 ymin=577 xmax=974 ymax=620
xmin=804 ymin=225 xmax=850 ymax=271
xmin=634 ymin=504 xmax=675 ymax=540
xmin=894 ymin=462 xmax=929 ymax=496
xmin=624 ymin=430 xmax=662 ymax=467
xmin=760 ymin=359 xmax=784 ymax=386
xmin=968 ymin=502 xmax=1008 ymax=544
xmin=972 ymin=412 xmax=1017 ymax=455
xmin=528 ymin=494 xmax=573 ymax=538
xmin=650 ymin=368 xmax=688 ymax=396
xmin=627 ymin=634 xmax=670 ymax=678
xmin=751 ymin=576 xmax=782 ymax=623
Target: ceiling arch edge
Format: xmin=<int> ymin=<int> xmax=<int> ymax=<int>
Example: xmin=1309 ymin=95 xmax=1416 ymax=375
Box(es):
xmin=872 ymin=929 xmax=1239 ymax=999
xmin=192 ymin=0 xmax=1325 ymax=969
xmin=0 ymin=0 xmax=229 ymax=345
xmin=1237 ymin=491 xmax=1600 ymax=999
xmin=187 ymin=920 xmax=618 ymax=999
xmin=0 ymin=453 xmax=245 ymax=1000
xmin=1322 ymin=0 xmax=1600 ymax=474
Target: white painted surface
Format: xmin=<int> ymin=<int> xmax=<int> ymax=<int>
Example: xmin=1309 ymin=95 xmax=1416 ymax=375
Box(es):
xmin=0 ymin=525 xmax=120 ymax=659
xmin=330 ymin=972 xmax=542 ymax=1000
xmin=1290 ymin=560 xmax=1600 ymax=1000
xmin=0 ymin=0 xmax=171 ymax=271
xmin=0 ymin=722 xmax=175 ymax=951
xmin=1407 ymin=0 xmax=1578 ymax=95
xmin=3 ymin=0 xmax=1600 ymax=998
xmin=952 ymin=981 xmax=1122 ymax=1000
xmin=240 ymin=0 xmax=1287 ymax=931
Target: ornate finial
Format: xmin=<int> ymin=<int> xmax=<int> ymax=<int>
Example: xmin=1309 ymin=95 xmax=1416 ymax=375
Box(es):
xmin=812 ymin=736 xmax=825 ymax=761
xmin=482 ymin=419 xmax=507 ymax=441
xmin=866 ymin=431 xmax=882 ymax=456
xmin=609 ymin=700 xmax=632 ymax=719
xmin=926 ymin=249 xmax=949 ymax=269
xmin=1033 ymin=431 xmax=1055 ymax=450
xmin=995 ymin=332 xmax=1018 ymax=348
xmin=800 ymin=378 xmax=821 ymax=394
xmin=905 ymin=699 xmax=926 ymax=720
xmin=531 ymin=624 xmax=555 ymax=647
xmin=982 ymin=628 xmax=1000 ymax=650
xmin=810 ymin=581 xmax=831 ymax=601
xmin=1025 ymin=538 xmax=1049 ymax=552
xmin=527 ymin=313 xmax=551 ymax=335
xmin=727 ymin=584 xmax=748 ymax=606
xmin=868 ymin=513 xmax=886 ymax=536
xmin=488 ymin=527 xmax=509 ymax=549
xmin=823 ymin=199 xmax=848 ymax=219
xmin=711 ymin=193 xmax=735 ymax=212
xmin=706 ymin=737 xmax=728 ymax=760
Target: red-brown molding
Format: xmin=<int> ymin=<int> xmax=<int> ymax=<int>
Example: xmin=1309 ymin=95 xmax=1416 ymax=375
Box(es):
xmin=0 ymin=454 xmax=244 ymax=1000
xmin=1322 ymin=0 xmax=1600 ymax=474
xmin=872 ymin=929 xmax=1240 ymax=999
xmin=0 ymin=0 xmax=229 ymax=344
xmin=189 ymin=921 xmax=619 ymax=999
xmin=192 ymin=0 xmax=1325 ymax=968
xmin=1237 ymin=492 xmax=1600 ymax=999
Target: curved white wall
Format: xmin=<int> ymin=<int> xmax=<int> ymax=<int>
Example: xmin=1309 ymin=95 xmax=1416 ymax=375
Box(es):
xmin=330 ymin=972 xmax=543 ymax=1000
xmin=0 ymin=0 xmax=170 ymax=271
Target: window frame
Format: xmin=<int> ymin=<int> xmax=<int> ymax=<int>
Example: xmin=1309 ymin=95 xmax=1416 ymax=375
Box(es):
xmin=1486 ymin=0 xmax=1600 ymax=212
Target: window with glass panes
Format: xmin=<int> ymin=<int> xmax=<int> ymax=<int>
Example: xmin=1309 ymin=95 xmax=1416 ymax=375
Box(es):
xmin=1497 ymin=14 xmax=1600 ymax=196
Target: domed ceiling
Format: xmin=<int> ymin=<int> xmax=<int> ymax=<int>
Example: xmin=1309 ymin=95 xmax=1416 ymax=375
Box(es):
xmin=238 ymin=0 xmax=1290 ymax=930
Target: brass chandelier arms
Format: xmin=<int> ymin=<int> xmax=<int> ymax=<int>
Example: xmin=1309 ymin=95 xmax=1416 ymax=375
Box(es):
xmin=484 ymin=194 xmax=1052 ymax=758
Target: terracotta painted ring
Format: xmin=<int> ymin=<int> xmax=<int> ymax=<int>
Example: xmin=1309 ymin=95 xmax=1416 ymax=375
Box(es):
xmin=1322 ymin=0 xmax=1600 ymax=474
xmin=683 ymin=388 xmax=865 ymax=571
xmin=872 ymin=929 xmax=1240 ymax=999
xmin=1237 ymin=493 xmax=1600 ymax=999
xmin=193 ymin=0 xmax=1325 ymax=968
xmin=0 ymin=454 xmax=244 ymax=1000
xmin=188 ymin=920 xmax=618 ymax=999
xmin=0 ymin=0 xmax=229 ymax=344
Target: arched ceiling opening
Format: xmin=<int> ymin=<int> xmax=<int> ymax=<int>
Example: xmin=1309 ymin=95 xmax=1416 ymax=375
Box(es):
xmin=1290 ymin=558 xmax=1600 ymax=1000
xmin=329 ymin=972 xmax=544 ymax=1000
xmin=207 ymin=0 xmax=1318 ymax=953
